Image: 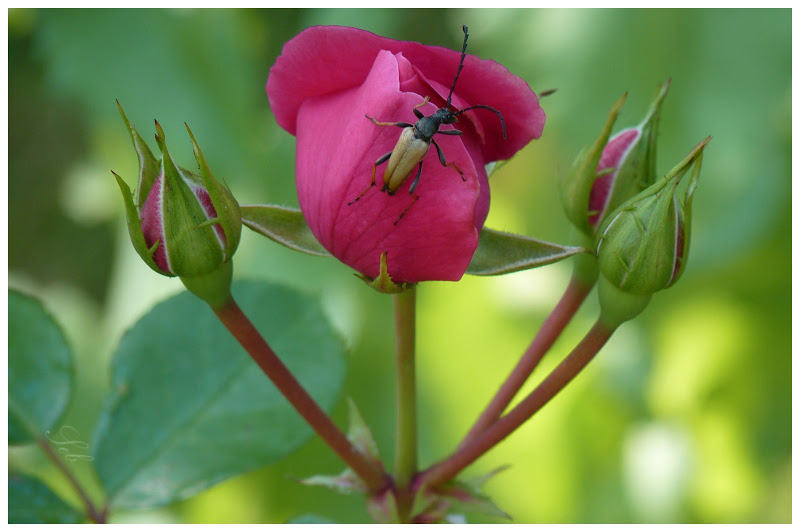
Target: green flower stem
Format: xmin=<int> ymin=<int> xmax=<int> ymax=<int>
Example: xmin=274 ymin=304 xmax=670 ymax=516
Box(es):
xmin=212 ymin=297 xmax=388 ymax=493
xmin=417 ymin=319 xmax=615 ymax=489
xmin=459 ymin=275 xmax=592 ymax=448
xmin=37 ymin=438 xmax=107 ymax=523
xmin=392 ymin=287 xmax=417 ymax=516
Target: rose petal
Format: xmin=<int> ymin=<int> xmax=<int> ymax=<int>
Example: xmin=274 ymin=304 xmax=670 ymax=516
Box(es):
xmin=295 ymin=51 xmax=484 ymax=282
xmin=140 ymin=173 xmax=170 ymax=273
xmin=589 ymin=127 xmax=640 ymax=226
xmin=268 ymin=25 xmax=544 ymax=162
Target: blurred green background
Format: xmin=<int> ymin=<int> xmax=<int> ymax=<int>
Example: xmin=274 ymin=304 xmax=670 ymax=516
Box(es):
xmin=8 ymin=8 xmax=790 ymax=523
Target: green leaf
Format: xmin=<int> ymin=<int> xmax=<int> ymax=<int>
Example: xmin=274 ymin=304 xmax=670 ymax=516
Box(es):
xmin=241 ymin=204 xmax=330 ymax=257
xmin=466 ymin=227 xmax=588 ymax=276
xmin=92 ymin=280 xmax=347 ymax=509
xmin=8 ymin=474 xmax=83 ymax=524
xmin=8 ymin=290 xmax=73 ymax=445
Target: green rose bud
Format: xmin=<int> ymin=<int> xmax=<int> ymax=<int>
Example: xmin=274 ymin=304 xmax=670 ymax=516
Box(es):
xmin=595 ymin=136 xmax=710 ymax=296
xmin=113 ymin=102 xmax=242 ymax=307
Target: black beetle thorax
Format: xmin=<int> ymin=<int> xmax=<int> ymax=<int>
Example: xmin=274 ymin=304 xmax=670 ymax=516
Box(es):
xmin=414 ymin=109 xmax=457 ymax=141
xmin=413 ymin=117 xmax=438 ymax=141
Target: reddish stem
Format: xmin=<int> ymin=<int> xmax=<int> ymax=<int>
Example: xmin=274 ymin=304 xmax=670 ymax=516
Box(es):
xmin=460 ymin=277 xmax=592 ymax=447
xmin=37 ymin=438 xmax=107 ymax=523
xmin=213 ymin=298 xmax=388 ymax=493
xmin=418 ymin=320 xmax=615 ymax=489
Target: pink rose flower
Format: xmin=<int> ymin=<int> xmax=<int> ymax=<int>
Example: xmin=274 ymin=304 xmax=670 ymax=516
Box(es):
xmin=267 ymin=26 xmax=545 ymax=283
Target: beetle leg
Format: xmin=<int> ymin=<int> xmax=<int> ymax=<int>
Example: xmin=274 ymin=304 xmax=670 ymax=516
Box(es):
xmin=393 ymin=162 xmax=424 ymax=225
xmin=365 ymin=115 xmax=413 ymax=128
xmin=394 ymin=194 xmax=419 ymax=226
xmin=438 ymin=129 xmax=463 ymax=136
xmin=414 ymin=96 xmax=431 ymax=109
xmin=431 ymin=138 xmax=466 ymax=182
xmin=412 ymin=96 xmax=431 ymax=119
xmin=412 ymin=96 xmax=431 ymax=118
xmin=348 ymin=150 xmax=393 ymax=205
xmin=408 ymin=161 xmax=424 ymax=194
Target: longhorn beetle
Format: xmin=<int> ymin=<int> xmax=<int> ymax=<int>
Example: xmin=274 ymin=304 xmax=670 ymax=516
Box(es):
xmin=347 ymin=25 xmax=507 ymax=224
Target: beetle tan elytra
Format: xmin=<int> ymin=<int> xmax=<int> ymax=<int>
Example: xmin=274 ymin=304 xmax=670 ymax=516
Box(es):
xmin=347 ymin=25 xmax=507 ymax=224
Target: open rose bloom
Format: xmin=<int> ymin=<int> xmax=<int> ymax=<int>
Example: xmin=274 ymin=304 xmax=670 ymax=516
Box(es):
xmin=267 ymin=26 xmax=545 ymax=283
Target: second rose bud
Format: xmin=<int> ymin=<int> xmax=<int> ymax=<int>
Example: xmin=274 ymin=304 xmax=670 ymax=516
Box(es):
xmin=595 ymin=136 xmax=709 ymax=296
xmin=561 ymin=80 xmax=671 ymax=236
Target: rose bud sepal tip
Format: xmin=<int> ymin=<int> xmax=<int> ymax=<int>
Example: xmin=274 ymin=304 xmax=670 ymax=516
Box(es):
xmin=560 ymin=92 xmax=627 ymax=236
xmin=116 ymin=99 xmax=160 ymax=209
xmin=356 ymin=252 xmax=414 ymax=294
xmin=184 ymin=123 xmax=242 ymax=262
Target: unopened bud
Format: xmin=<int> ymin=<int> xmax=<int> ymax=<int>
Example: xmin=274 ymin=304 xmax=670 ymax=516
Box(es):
xmin=562 ymin=80 xmax=671 ymax=235
xmin=595 ymin=137 xmax=709 ymax=296
xmin=113 ymin=102 xmax=242 ymax=306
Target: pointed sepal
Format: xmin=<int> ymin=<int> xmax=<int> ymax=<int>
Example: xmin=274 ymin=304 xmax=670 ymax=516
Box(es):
xmin=560 ymin=93 xmax=627 ymax=235
xmin=639 ymin=79 xmax=671 ymax=189
xmin=112 ymin=170 xmax=172 ymax=276
xmin=186 ymin=124 xmax=242 ymax=261
xmin=116 ymin=101 xmax=160 ymax=209
xmin=668 ymin=147 xmax=703 ymax=287
xmin=356 ymin=252 xmax=414 ymax=294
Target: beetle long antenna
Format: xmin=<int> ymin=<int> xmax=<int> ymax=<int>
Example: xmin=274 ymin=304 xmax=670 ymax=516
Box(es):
xmin=446 ymin=25 xmax=469 ymax=110
xmin=455 ymin=104 xmax=507 ymax=139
